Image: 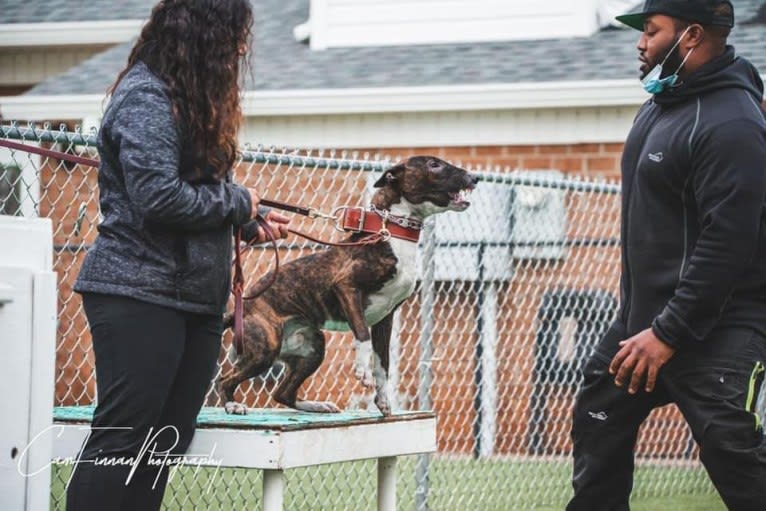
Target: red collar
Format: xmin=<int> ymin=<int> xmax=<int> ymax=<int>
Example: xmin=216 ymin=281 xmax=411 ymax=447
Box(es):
xmin=339 ymin=206 xmax=422 ymax=243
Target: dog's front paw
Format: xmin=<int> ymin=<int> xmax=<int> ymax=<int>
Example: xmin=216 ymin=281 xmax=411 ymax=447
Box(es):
xmin=353 ymin=340 xmax=375 ymax=388
xmin=224 ymin=401 xmax=248 ymax=415
xmin=375 ymin=391 xmax=392 ymax=416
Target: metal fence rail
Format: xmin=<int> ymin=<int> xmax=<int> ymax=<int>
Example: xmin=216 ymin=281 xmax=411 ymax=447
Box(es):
xmin=0 ymin=123 xmax=717 ymax=510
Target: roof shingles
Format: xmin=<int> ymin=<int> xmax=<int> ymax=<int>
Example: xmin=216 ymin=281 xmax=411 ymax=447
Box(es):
xmin=1 ymin=0 xmax=154 ymax=23
xmin=15 ymin=0 xmax=766 ymax=96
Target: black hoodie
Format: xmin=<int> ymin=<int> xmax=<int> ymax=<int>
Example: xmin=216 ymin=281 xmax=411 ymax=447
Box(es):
xmin=617 ymin=46 xmax=766 ymax=349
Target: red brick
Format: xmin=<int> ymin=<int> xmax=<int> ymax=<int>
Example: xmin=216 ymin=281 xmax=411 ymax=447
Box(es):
xmin=571 ymin=143 xmax=602 ymax=153
xmin=520 ymin=157 xmax=554 ymax=170
xmin=474 ymin=145 xmax=508 ymax=157
xmin=507 ymin=144 xmax=539 ymax=155
xmin=440 ymin=146 xmax=473 ymax=160
xmin=601 ymin=143 xmax=625 ymax=154
xmin=537 ymin=144 xmax=571 ymax=155
xmin=552 ymin=156 xmax=585 ymax=172
xmin=586 ymin=156 xmax=619 ymax=172
xmin=411 ymin=146 xmax=448 ymax=157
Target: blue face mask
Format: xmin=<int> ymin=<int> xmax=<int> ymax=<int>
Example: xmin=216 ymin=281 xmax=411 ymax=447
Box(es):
xmin=641 ymin=27 xmax=695 ymax=95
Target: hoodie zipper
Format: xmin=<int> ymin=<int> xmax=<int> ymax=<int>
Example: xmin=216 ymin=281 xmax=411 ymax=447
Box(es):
xmin=678 ymin=98 xmax=702 ymax=280
xmin=623 ymin=104 xmax=665 ymax=327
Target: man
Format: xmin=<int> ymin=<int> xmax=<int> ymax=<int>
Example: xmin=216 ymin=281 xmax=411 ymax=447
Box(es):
xmin=567 ymin=1 xmax=766 ymax=509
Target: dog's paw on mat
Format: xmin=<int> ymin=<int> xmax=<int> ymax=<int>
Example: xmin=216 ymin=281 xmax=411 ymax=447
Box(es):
xmin=375 ymin=394 xmax=392 ymax=416
xmin=224 ymin=401 xmax=248 ymax=415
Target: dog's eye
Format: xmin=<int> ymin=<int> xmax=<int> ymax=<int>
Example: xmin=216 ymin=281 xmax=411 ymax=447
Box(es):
xmin=427 ymin=160 xmax=442 ymax=171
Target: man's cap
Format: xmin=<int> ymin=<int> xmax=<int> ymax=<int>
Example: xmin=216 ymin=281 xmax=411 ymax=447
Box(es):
xmin=616 ymin=0 xmax=735 ymax=31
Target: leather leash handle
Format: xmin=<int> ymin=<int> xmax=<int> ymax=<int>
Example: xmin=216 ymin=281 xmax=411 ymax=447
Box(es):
xmin=242 ymin=218 xmax=279 ymax=300
xmin=232 ymin=215 xmax=278 ymax=356
xmin=260 ymin=198 xmax=314 ymax=217
xmin=232 ymin=227 xmax=245 ymax=356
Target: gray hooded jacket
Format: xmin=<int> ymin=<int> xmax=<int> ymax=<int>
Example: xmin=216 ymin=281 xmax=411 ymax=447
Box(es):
xmin=74 ymin=61 xmax=253 ymax=314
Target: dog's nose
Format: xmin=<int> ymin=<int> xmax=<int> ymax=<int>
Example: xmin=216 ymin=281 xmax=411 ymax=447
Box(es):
xmin=470 ymin=174 xmax=480 ymax=185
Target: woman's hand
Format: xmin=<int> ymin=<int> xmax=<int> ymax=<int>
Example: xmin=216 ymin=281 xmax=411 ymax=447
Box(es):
xmin=261 ymin=210 xmax=290 ymax=240
xmin=247 ymin=188 xmax=261 ymax=218
xmin=240 ymin=210 xmax=290 ymax=244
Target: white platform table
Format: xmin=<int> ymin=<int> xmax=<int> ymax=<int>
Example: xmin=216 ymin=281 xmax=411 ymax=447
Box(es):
xmin=52 ymin=406 xmax=437 ymax=511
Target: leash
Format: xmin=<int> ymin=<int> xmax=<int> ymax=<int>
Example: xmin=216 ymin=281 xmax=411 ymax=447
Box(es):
xmin=0 ymin=137 xmax=102 ymax=166
xmin=0 ymin=138 xmax=423 ymax=355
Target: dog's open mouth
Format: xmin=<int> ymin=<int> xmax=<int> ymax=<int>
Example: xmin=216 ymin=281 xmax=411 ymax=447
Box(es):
xmin=448 ymin=187 xmax=473 ymax=209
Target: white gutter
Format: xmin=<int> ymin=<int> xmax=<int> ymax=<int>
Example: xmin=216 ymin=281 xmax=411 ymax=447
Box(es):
xmin=0 ymin=20 xmax=144 ymax=47
xmin=0 ymin=80 xmax=649 ymax=120
xmin=242 ymin=80 xmax=650 ymax=115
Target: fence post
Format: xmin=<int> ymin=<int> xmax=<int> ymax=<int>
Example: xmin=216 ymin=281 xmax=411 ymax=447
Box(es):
xmin=477 ymin=274 xmax=498 ymax=456
xmin=472 ymin=243 xmax=498 ymax=458
xmin=416 ymin=220 xmax=436 ymax=511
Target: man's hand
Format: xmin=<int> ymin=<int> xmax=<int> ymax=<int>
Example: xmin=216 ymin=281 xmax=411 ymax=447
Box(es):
xmin=609 ymin=328 xmax=675 ymax=394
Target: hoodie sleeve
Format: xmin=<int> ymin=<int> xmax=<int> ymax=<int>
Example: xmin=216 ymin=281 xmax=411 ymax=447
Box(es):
xmin=652 ymin=118 xmax=766 ymax=348
xmin=112 ymin=83 xmax=253 ymax=230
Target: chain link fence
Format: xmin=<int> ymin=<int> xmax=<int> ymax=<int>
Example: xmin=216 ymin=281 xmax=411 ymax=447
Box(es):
xmin=1 ymin=122 xmax=719 ymax=510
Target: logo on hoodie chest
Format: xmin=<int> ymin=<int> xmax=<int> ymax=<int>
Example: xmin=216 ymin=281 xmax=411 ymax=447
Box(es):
xmin=648 ymin=152 xmax=664 ymax=163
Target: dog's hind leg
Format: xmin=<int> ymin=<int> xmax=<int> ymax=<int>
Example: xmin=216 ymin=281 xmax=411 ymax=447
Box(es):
xmin=218 ymin=319 xmax=280 ymax=415
xmin=371 ymin=310 xmax=396 ymax=415
xmin=273 ymin=329 xmax=340 ymax=413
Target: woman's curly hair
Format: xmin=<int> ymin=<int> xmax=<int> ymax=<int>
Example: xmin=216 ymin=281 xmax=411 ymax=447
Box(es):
xmin=111 ymin=0 xmax=253 ymax=183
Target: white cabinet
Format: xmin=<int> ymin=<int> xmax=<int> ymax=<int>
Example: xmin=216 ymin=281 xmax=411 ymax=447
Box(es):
xmin=0 ymin=217 xmax=56 ymax=511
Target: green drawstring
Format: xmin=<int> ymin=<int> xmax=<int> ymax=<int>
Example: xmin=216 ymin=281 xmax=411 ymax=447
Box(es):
xmin=745 ymin=361 xmax=765 ymax=431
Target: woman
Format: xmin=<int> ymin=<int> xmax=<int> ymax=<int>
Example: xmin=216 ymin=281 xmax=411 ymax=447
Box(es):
xmin=66 ymin=1 xmax=288 ymax=509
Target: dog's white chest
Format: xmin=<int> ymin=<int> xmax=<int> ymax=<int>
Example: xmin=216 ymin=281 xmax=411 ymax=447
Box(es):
xmin=364 ymin=237 xmax=417 ymax=325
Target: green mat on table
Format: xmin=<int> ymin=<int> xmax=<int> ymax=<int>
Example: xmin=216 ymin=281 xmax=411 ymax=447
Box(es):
xmin=53 ymin=405 xmax=430 ymax=431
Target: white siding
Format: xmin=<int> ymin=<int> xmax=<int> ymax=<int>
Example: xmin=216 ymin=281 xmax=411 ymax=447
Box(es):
xmin=309 ymin=0 xmax=600 ymax=49
xmin=0 ymin=46 xmax=109 ymax=87
xmin=0 ymin=21 xmax=144 ymax=47
xmin=241 ymin=105 xmax=636 ymax=150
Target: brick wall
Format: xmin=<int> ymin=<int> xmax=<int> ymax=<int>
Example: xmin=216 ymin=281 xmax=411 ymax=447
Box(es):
xmin=364 ymin=142 xmax=625 ymax=180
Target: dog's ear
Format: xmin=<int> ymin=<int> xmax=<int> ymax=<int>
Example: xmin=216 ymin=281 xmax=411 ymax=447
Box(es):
xmin=373 ymin=163 xmax=405 ymax=188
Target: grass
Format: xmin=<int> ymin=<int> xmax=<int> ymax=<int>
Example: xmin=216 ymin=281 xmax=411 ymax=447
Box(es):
xmin=50 ymin=456 xmax=724 ymax=510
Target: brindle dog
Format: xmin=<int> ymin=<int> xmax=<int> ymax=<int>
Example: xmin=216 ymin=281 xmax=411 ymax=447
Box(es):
xmin=219 ymin=156 xmax=477 ymax=415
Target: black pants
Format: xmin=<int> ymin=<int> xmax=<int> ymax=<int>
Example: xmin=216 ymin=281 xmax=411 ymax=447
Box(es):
xmin=66 ymin=293 xmax=222 ymax=511
xmin=567 ymin=322 xmax=766 ymax=511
